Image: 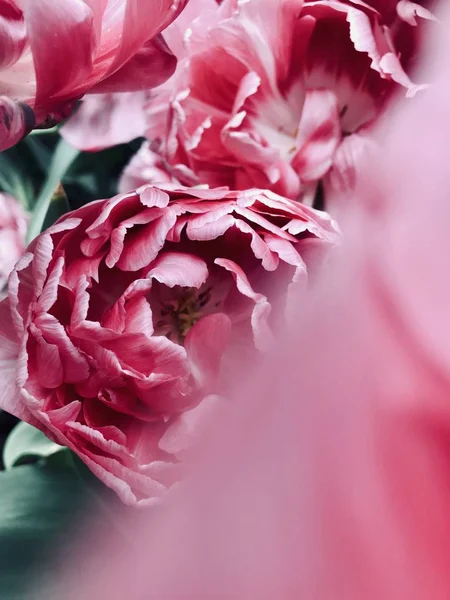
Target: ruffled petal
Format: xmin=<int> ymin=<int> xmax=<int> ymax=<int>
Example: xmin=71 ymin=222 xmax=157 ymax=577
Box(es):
xmin=147 ymin=251 xmax=209 ymax=288
xmin=396 ymin=0 xmax=437 ymax=26
xmin=215 ymin=258 xmax=273 ymax=352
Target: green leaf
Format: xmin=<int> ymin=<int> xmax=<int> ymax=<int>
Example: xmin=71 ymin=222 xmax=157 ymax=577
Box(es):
xmin=23 ymin=135 xmax=53 ymax=174
xmin=0 ymin=457 xmax=93 ymax=599
xmin=3 ymin=421 xmax=63 ymax=470
xmin=41 ymin=183 xmax=71 ymax=232
xmin=0 ymin=452 xmax=124 ymax=600
xmin=26 ymin=138 xmax=79 ymax=243
xmin=0 ymin=151 xmax=34 ymax=207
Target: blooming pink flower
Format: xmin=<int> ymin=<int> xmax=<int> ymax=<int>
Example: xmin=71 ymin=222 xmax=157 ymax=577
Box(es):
xmin=126 ymin=0 xmax=432 ymax=207
xmin=0 ymin=185 xmax=338 ymax=505
xmin=0 ymin=0 xmax=189 ymax=151
xmin=0 ymin=193 xmax=27 ymax=290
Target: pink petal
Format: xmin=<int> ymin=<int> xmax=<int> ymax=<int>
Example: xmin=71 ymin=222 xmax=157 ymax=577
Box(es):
xmin=185 ymin=205 xmax=236 ymax=241
xmin=215 ymin=258 xmax=273 ymax=351
xmin=116 ymin=209 xmax=178 ymax=271
xmin=101 ymin=279 xmax=154 ymax=336
xmin=73 ymin=446 xmax=166 ymax=506
xmin=0 ymin=298 xmax=38 ymax=424
xmin=44 ymin=400 xmax=82 ymax=430
xmin=292 ymin=89 xmax=341 ymax=182
xmin=139 ymin=186 xmax=171 ymax=208
xmin=103 ymin=333 xmax=188 ymax=379
xmin=147 ymin=252 xmax=209 ymax=288
xmin=232 ymin=71 xmax=260 ymax=115
xmin=66 ymin=421 xmax=131 ymax=464
xmin=99 ymin=0 xmax=188 ymax=78
xmin=124 ymin=295 xmax=154 ymax=337
xmin=21 ymin=0 xmax=96 ymax=105
xmin=36 ymin=256 xmax=64 ymax=314
xmin=184 ymin=313 xmax=231 ymax=389
xmin=346 ymin=6 xmax=383 ymax=74
xmin=230 ymin=0 xmax=303 ymax=83
xmin=31 ymin=233 xmax=55 ymax=297
xmin=158 ymin=393 xmax=223 ymax=457
xmin=0 ymin=7 xmax=26 ymax=70
xmin=0 ymin=97 xmax=34 ymax=151
xmin=264 ymin=234 xmax=306 ymax=271
xmin=119 ymin=142 xmax=176 ymax=193
xmin=325 ymin=129 xmax=376 ymax=210
xmin=104 ymin=208 xmax=169 ymax=268
xmin=95 ymin=386 xmax=163 ymax=422
xmin=82 ymin=0 xmax=108 ymax=43
xmin=62 ymin=252 xmax=103 ymax=288
xmin=132 ymin=377 xmax=194 ymax=414
xmin=100 ymin=296 xmax=127 ymax=334
xmin=33 ymin=334 xmax=64 ymax=389
xmin=7 ymin=252 xmax=33 ymax=337
xmin=264 ymin=234 xmax=308 ymax=319
xmin=84 ymin=193 xmax=139 ymax=247
xmin=61 ymin=92 xmax=149 ymax=151
xmin=379 ymin=53 xmax=427 ymax=97
xmin=396 ymin=1 xmax=437 ymax=26
xmin=91 ymin=35 xmax=176 ymax=93
xmin=234 ymin=219 xmax=279 ymax=271
xmin=34 ymin=313 xmax=90 ymax=383
xmin=163 ymin=0 xmax=219 ymax=60
xmin=221 ymin=115 xmax=281 ymax=182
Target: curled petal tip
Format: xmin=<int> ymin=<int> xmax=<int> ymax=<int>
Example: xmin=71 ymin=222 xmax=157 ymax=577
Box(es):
xmin=18 ymin=102 xmax=36 ymax=134
xmin=0 ymin=97 xmax=36 ymax=151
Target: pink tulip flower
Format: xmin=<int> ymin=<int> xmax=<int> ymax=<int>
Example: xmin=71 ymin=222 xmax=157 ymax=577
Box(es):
xmin=0 ymin=185 xmax=338 ymax=505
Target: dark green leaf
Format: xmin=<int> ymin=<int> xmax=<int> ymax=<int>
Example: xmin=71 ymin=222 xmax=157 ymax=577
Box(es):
xmin=3 ymin=421 xmax=63 ymax=470
xmin=0 ymin=456 xmax=90 ymax=599
xmin=26 ymin=138 xmax=79 ymax=243
xmin=0 ymin=151 xmax=35 ymax=208
xmin=0 ymin=451 xmax=123 ymax=600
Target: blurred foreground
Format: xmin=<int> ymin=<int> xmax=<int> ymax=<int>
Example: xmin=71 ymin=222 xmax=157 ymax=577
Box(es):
xmin=20 ymin=2 xmax=450 ymax=599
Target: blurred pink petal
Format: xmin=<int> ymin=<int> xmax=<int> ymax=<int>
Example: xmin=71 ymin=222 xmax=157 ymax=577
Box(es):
xmin=324 ymin=126 xmax=377 ymax=214
xmin=62 ymin=92 xmax=149 ymax=152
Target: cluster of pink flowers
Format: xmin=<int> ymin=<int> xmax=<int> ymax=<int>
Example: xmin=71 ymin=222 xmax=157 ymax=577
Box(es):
xmin=65 ymin=0 xmax=434 ymax=207
xmin=0 ymin=0 xmax=435 ymax=504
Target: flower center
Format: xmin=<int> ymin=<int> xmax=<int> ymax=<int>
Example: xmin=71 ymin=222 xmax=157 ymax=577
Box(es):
xmin=154 ymin=285 xmax=218 ymax=343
